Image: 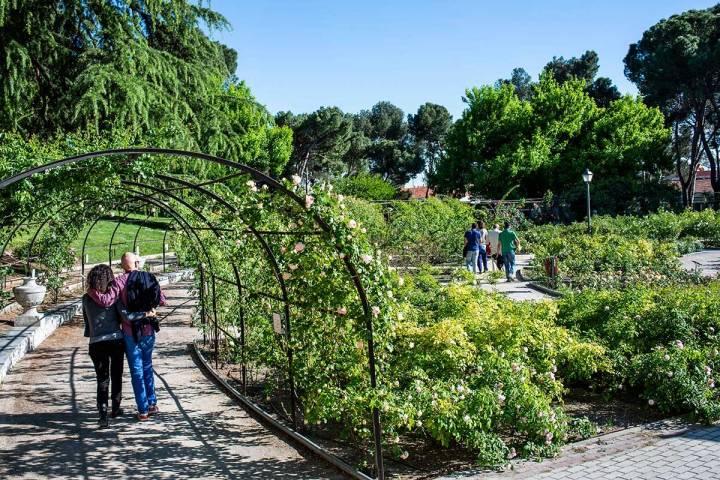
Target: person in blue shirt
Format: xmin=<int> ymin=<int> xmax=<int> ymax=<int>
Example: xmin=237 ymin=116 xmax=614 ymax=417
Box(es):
xmin=463 ymin=223 xmax=482 ymax=274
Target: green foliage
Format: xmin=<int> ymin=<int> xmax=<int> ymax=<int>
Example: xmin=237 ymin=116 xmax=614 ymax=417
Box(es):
xmin=0 ymin=0 xmax=290 ymax=173
xmin=523 ymin=209 xmax=720 ymax=288
xmin=625 ymin=4 xmax=720 ymax=206
xmin=385 ymin=198 xmax=475 ymax=264
xmin=558 ymin=283 xmax=720 ymax=422
xmin=436 ymin=75 xmax=670 ymax=208
xmin=334 ymin=174 xmax=397 ymax=201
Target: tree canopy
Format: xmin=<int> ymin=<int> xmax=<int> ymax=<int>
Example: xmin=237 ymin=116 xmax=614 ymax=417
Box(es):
xmin=0 ymin=0 xmax=291 ymax=174
xmin=624 ymin=4 xmax=720 ymax=206
xmin=434 ymin=75 xmax=670 ymax=210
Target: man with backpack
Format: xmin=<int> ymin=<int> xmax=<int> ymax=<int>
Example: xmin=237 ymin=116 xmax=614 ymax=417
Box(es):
xmin=87 ymin=252 xmax=166 ymax=421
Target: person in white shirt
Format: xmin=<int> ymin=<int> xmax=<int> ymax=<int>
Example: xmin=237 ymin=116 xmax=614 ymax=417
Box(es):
xmin=487 ymin=223 xmax=503 ymax=271
xmin=476 ymin=221 xmax=489 ymax=272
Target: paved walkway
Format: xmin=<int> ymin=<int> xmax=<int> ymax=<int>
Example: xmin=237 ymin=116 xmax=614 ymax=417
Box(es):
xmin=679 ymin=249 xmax=720 ymax=277
xmin=0 ymin=282 xmax=339 ymax=479
xmin=441 ymin=418 xmax=720 ymax=480
xmin=478 ymin=254 xmax=552 ymax=301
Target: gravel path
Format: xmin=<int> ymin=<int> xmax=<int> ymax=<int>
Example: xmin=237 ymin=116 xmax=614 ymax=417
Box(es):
xmin=0 ymin=282 xmax=340 ymax=479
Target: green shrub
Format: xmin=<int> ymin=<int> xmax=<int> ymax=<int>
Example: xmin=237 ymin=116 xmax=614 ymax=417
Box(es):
xmin=333 ymin=173 xmax=397 ymax=201
xmin=558 ymin=283 xmax=720 ymax=422
xmin=385 ymin=197 xmax=475 ymax=264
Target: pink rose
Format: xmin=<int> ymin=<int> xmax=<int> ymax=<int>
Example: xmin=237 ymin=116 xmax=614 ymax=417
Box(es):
xmin=348 ymin=220 xmax=357 ymax=229
xmin=282 ymin=272 xmax=292 ymax=281
xmin=294 ymin=242 xmax=305 ymax=253
xmin=305 ymin=195 xmax=315 ymax=208
xmin=371 ymin=306 xmax=380 ymax=317
xmin=337 ymin=307 xmax=348 ymax=316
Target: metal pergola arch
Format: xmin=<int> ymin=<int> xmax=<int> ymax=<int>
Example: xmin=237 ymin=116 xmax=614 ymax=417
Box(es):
xmin=0 ymin=148 xmax=386 ymax=480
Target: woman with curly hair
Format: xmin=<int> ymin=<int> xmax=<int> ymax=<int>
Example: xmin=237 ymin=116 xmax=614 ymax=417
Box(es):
xmin=83 ymin=264 xmax=148 ymax=427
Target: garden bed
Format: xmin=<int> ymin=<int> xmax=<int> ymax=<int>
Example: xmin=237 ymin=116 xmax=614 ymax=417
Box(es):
xmin=201 ymin=348 xmax=664 ymax=479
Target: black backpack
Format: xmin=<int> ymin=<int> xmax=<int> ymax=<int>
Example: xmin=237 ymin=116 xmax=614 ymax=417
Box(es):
xmin=126 ymin=270 xmax=162 ymax=313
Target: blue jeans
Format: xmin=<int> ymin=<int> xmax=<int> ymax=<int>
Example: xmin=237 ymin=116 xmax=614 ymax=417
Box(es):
xmin=502 ymin=252 xmax=516 ymax=280
xmin=477 ymin=245 xmax=488 ymax=272
xmin=124 ymin=333 xmax=157 ymax=414
xmin=465 ymin=250 xmax=479 ymax=273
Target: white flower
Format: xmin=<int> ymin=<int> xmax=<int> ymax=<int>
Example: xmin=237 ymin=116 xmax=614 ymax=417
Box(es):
xmin=400 ymin=451 xmax=409 ymax=460
xmin=511 ymin=363 xmax=520 ymax=373
xmin=705 ymin=366 xmax=713 ymax=375
xmin=262 ymin=184 xmax=269 ymax=190
xmin=409 ymin=342 xmax=415 ymax=348
xmin=246 ymin=180 xmax=258 ymax=192
xmin=398 ymin=277 xmax=404 ymax=286
xmin=522 ymin=346 xmax=528 ymax=353
xmin=291 ymin=174 xmax=302 ymax=185
xmin=288 ymin=264 xmax=298 ymax=271
xmin=604 ymin=305 xmax=610 ymax=312
xmin=545 ymin=431 xmax=554 ymax=444
xmin=282 ymin=272 xmax=292 ymax=281
xmin=675 ymin=340 xmax=684 ymax=349
xmin=305 ymin=195 xmax=315 ymax=208
xmin=416 ymin=420 xmax=423 ymax=428
xmin=667 ymin=371 xmax=674 ymax=378
xmin=348 ymin=219 xmax=357 ymax=229
xmin=548 ymin=372 xmax=556 ymax=381
xmin=397 ymin=312 xmax=404 ymax=321
xmin=371 ymin=306 xmax=380 ymax=317
xmin=361 ymin=254 xmax=373 ymax=264
xmin=463 ymin=414 xmax=471 ymax=423
xmin=280 ymin=246 xmax=287 ymax=253
xmin=361 ymin=228 xmax=367 ymax=233
xmin=235 ymin=239 xmax=242 ymax=246
xmin=294 ymin=242 xmax=305 ymax=253
xmin=507 ymin=447 xmax=517 ymax=459
xmin=709 ymin=379 xmax=716 ymax=388
xmin=497 ymin=393 xmax=506 ymax=404
xmin=457 ymin=385 xmax=465 ymax=393
xmin=710 ymin=326 xmax=716 ymax=333
xmin=337 ymin=307 xmax=348 ymax=316
xmin=339 ymin=252 xmax=346 ymax=259
xmin=664 ymin=354 xmax=671 ymax=361
xmin=337 ymin=194 xmax=345 ymax=202
xmin=431 ymin=400 xmax=437 ymax=407
xmin=648 ymin=399 xmax=655 ymax=406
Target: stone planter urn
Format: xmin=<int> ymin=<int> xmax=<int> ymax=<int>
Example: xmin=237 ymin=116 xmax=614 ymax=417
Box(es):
xmin=13 ymin=273 xmax=47 ymax=326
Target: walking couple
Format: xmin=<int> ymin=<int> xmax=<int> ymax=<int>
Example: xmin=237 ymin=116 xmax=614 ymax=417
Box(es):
xmin=82 ymin=252 xmax=166 ymax=427
xmin=464 ymin=221 xmax=520 ymax=281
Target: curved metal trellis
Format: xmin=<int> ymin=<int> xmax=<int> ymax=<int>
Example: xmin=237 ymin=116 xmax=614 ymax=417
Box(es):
xmin=0 ymin=148 xmax=386 ymax=480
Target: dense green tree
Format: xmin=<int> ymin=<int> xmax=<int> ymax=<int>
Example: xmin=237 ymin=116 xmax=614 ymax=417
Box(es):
xmin=0 ymin=0 xmax=290 ymax=172
xmin=408 ymin=103 xmax=452 ymax=195
xmin=365 ymin=101 xmax=423 ymax=185
xmin=495 ymin=68 xmax=534 ymax=101
xmin=625 ymin=4 xmax=720 ymax=207
xmin=333 ymin=173 xmax=397 ymax=201
xmin=436 ymin=75 xmax=669 ymax=212
xmin=280 ymin=107 xmax=353 ymax=181
xmin=544 ymin=50 xmax=621 ymax=108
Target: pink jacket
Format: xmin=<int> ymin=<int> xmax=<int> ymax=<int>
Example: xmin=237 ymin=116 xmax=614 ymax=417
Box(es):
xmin=88 ymin=271 xmax=166 ymax=337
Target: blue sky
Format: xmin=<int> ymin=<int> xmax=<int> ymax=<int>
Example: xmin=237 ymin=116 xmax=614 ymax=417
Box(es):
xmin=210 ymin=0 xmax=719 ymax=119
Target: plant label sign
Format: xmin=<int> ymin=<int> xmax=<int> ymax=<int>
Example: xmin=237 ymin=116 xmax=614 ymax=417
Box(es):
xmin=272 ymin=312 xmax=284 ymax=334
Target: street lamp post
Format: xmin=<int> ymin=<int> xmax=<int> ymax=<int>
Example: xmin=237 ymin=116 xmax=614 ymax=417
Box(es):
xmin=582 ymin=168 xmax=593 ymax=234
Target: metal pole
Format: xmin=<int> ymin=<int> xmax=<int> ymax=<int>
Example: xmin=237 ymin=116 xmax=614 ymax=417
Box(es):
xmin=162 ymin=230 xmax=169 ymax=272
xmin=81 ymin=216 xmax=103 ymax=288
xmin=212 ymin=273 xmax=219 ymax=368
xmin=200 ymin=264 xmax=206 ymax=346
xmin=586 ymin=182 xmax=592 ymax=234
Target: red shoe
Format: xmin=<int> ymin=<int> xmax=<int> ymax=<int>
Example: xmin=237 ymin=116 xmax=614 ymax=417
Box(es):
xmin=148 ymin=405 xmax=160 ymax=415
xmin=137 ymin=413 xmax=150 ymax=422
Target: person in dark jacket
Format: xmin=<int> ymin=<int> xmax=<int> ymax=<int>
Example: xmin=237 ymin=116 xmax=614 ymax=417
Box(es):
xmin=83 ymin=264 xmax=151 ymax=427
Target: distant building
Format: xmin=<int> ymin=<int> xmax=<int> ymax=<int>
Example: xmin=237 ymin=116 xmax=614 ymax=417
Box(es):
xmin=401 ymin=186 xmax=434 ymax=199
xmin=666 ymin=166 xmax=714 ymax=194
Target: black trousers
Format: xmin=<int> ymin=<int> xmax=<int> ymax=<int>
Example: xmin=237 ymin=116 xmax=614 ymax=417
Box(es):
xmin=89 ymin=339 xmax=125 ymax=414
